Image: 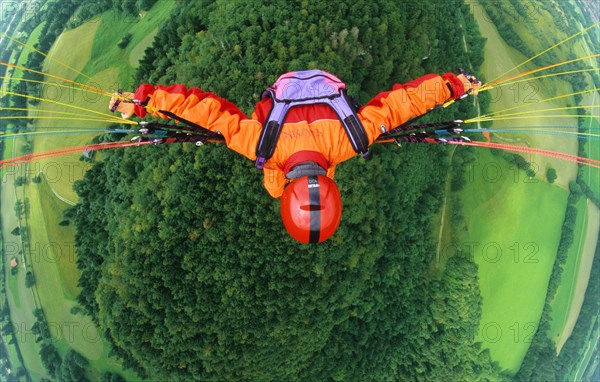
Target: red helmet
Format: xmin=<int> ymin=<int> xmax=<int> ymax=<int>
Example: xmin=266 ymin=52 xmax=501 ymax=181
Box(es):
xmin=281 ymin=175 xmax=342 ymax=243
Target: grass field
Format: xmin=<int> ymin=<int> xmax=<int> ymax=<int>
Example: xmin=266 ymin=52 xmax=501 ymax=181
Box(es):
xmin=37 ymin=177 xmax=79 ymax=297
xmin=473 ymin=5 xmax=579 ymax=188
xmin=460 ymin=149 xmax=567 ymax=373
xmin=83 ymin=3 xmax=177 ymax=85
xmin=4 ymin=340 xmax=25 ymax=378
xmin=10 ymin=2 xmax=178 ymax=380
xmin=464 ymin=3 xmax=598 ymax=373
xmin=7 ymin=22 xmax=45 ymax=80
xmin=129 ymin=27 xmax=159 ymax=68
xmin=431 ymin=147 xmax=460 ymax=275
xmin=582 ymin=113 xmax=599 ymax=194
xmin=547 ymin=197 xmax=588 ymax=347
xmin=0 ymin=235 xmax=25 ymax=376
xmin=1 ymin=135 xmax=49 ymax=380
xmin=26 ymin=177 xmax=139 ymax=379
xmin=2 ymin=19 xmax=55 ymax=382
xmin=33 ymin=19 xmax=109 ymax=201
xmin=574 ymin=20 xmax=599 ymax=196
xmin=555 ymin=200 xmax=599 ymax=354
xmin=32 ymin=1 xmax=177 ymax=201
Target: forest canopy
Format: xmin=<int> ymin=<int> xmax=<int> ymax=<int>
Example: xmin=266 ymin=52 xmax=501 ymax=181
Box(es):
xmin=72 ymin=1 xmax=503 ymax=380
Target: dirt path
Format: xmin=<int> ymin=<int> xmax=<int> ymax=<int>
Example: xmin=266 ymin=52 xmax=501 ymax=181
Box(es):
xmin=435 ymin=27 xmax=477 ymax=262
xmin=38 ymin=171 xmax=76 ymax=206
xmin=556 ymin=199 xmax=600 ymax=354
xmin=435 ymin=146 xmax=456 ymax=263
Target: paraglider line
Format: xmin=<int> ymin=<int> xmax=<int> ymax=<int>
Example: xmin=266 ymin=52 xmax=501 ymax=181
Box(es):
xmin=487 ymin=22 xmax=600 ymax=84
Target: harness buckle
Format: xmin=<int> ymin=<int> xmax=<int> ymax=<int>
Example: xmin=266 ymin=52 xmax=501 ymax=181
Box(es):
xmin=255 ymin=157 xmax=267 ymax=169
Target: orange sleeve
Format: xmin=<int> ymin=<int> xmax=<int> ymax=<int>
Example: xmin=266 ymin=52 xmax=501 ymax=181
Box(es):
xmin=132 ymin=84 xmax=261 ymax=160
xmin=358 ymin=73 xmax=463 ymax=140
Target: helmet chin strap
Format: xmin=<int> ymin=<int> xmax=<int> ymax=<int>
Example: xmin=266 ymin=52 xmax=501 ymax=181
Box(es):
xmin=285 ymin=161 xmax=327 ymax=179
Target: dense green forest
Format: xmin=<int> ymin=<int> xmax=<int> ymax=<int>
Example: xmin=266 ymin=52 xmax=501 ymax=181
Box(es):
xmin=70 ymin=0 xmax=510 ymax=380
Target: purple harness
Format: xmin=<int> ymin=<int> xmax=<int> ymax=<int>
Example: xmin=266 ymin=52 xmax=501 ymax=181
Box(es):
xmin=255 ymin=70 xmax=370 ymax=169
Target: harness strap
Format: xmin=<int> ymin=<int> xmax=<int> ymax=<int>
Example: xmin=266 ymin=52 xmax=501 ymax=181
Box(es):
xmin=255 ymin=89 xmax=370 ymax=169
xmin=330 ymin=91 xmax=369 ymax=156
xmin=255 ymin=97 xmax=288 ymax=168
xmin=157 ymin=109 xmax=221 ymax=145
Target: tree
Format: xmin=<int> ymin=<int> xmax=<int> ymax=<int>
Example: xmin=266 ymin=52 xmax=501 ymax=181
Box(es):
xmin=15 ymin=366 xmax=26 ymax=378
xmin=569 ymin=181 xmax=582 ymax=196
xmin=59 ymin=350 xmax=90 ymax=382
xmin=137 ymin=0 xmax=157 ymax=12
xmin=117 ymin=33 xmax=132 ymax=49
xmin=25 ymin=271 xmax=35 ymax=288
xmin=70 ymin=305 xmax=85 ymax=315
xmin=14 ymin=176 xmax=27 ymax=186
xmin=39 ymin=343 xmax=61 ymax=378
xmin=100 ymin=372 xmax=126 ymax=382
xmin=2 ymin=322 xmax=13 ymax=336
xmin=14 ymin=200 xmax=23 ymax=219
xmin=546 ymin=168 xmax=557 ymax=183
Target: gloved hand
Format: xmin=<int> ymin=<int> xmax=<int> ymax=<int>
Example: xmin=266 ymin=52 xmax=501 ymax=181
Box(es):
xmin=457 ymin=71 xmax=481 ymax=96
xmin=108 ymin=91 xmax=136 ymax=119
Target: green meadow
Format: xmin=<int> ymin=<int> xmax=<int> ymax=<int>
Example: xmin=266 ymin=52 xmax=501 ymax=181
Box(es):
xmin=547 ymin=197 xmax=591 ymax=350
xmin=0 ymin=2 xmax=176 ymax=379
xmin=473 ymin=5 xmax=579 ymax=187
xmin=1 ymin=136 xmax=49 ymax=380
xmin=25 ymin=174 xmax=140 ymax=381
xmin=574 ymin=19 xmax=599 ymax=196
xmin=33 ymin=2 xmax=177 ymax=201
xmin=582 ymin=114 xmax=599 ymax=193
xmin=460 ymin=149 xmax=567 ymax=373
xmin=464 ymin=4 xmax=600 ymax=374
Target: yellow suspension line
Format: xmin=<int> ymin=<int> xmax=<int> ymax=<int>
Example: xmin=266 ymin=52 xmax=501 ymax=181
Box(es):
xmin=0 ymin=62 xmax=112 ymax=97
xmin=477 ymin=88 xmax=600 ymax=119
xmin=0 ymin=31 xmax=94 ymax=82
xmin=0 ymin=107 xmax=120 ymax=121
xmin=473 ymin=105 xmax=599 ymax=120
xmin=1 ymin=64 xmax=139 ymax=110
xmin=506 ymin=128 xmax=599 ymax=138
xmin=466 ymin=115 xmax=597 ymax=123
xmin=471 ymin=127 xmax=599 ymax=139
xmin=0 ymin=130 xmax=116 ymax=139
xmin=481 ymin=54 xmax=600 ymax=91
xmin=483 ymin=68 xmax=600 ymax=90
xmin=0 ymin=116 xmax=137 ymax=125
xmin=488 ymin=22 xmax=600 ymax=84
xmin=3 ymin=90 xmax=136 ymax=124
xmin=1 ymin=72 xmax=139 ymax=119
xmin=0 ymin=75 xmax=115 ymax=101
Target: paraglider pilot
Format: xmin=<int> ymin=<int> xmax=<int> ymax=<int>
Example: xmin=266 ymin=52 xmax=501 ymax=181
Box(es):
xmin=109 ymin=70 xmax=481 ymax=244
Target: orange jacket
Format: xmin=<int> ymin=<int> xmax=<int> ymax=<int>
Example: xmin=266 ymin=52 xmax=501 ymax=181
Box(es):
xmin=133 ymin=73 xmax=465 ymax=198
